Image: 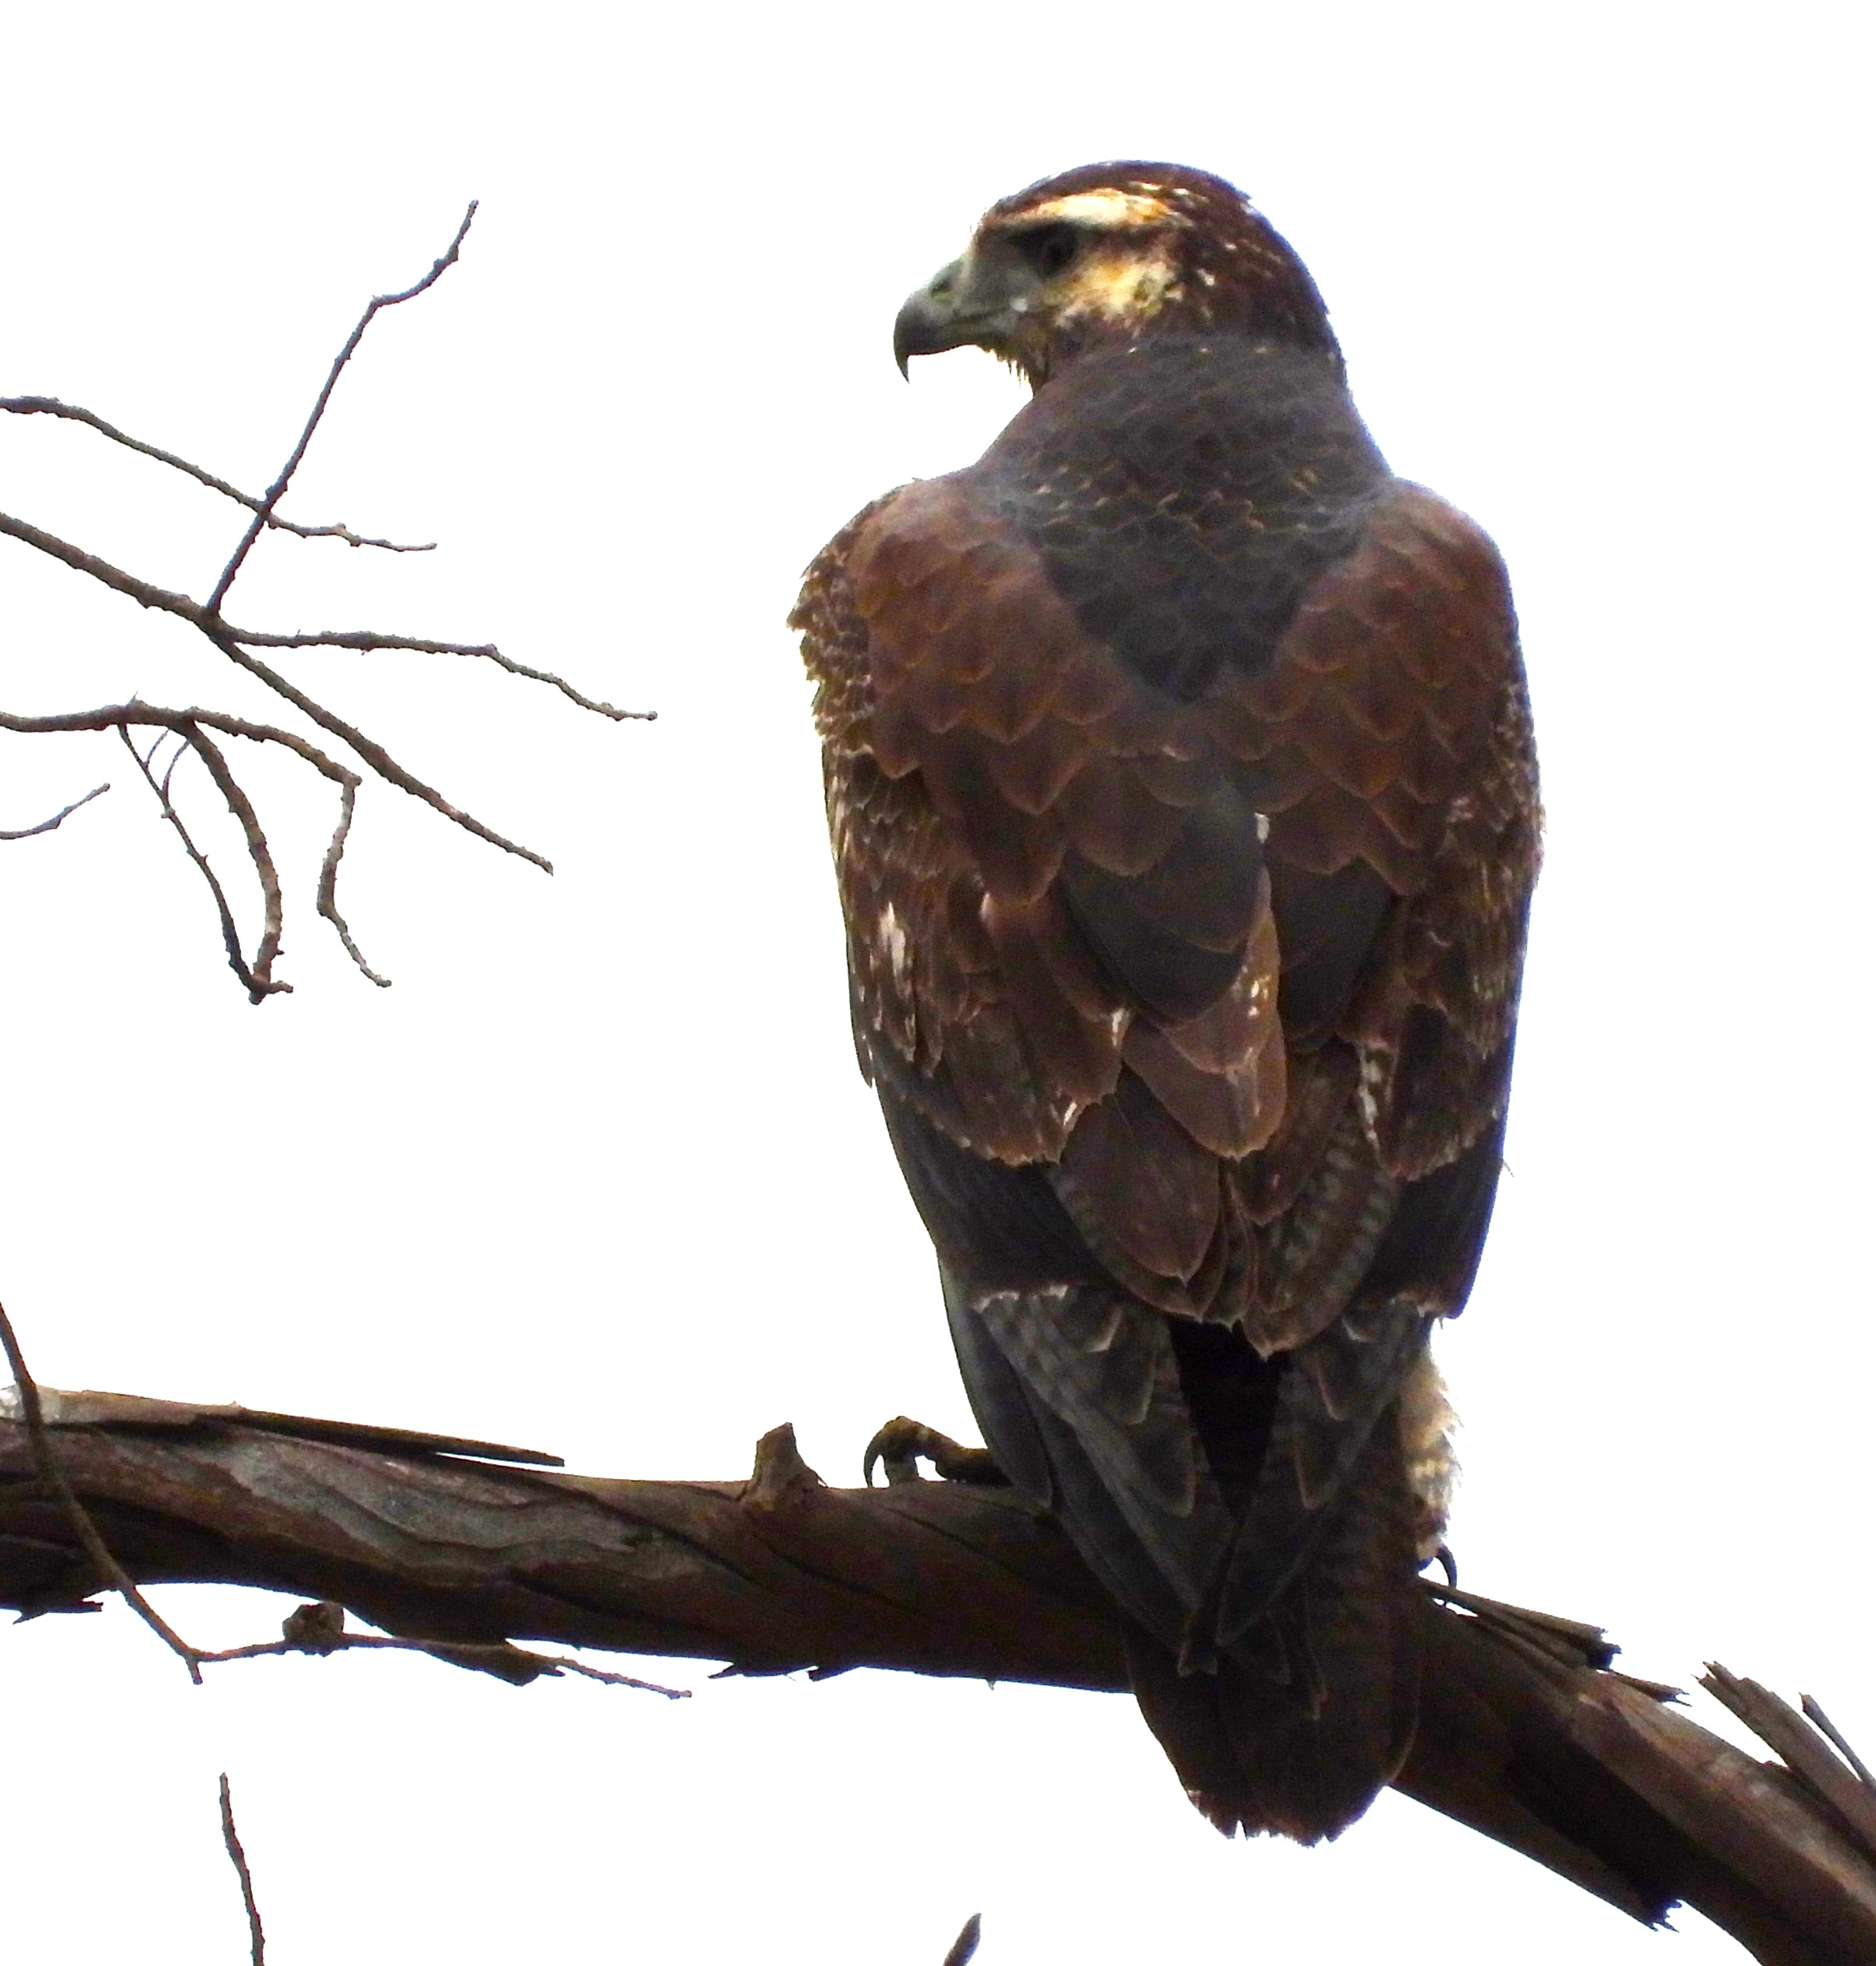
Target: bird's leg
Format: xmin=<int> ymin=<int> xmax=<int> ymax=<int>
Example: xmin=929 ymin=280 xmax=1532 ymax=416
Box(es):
xmin=862 ymin=1416 xmax=1008 ymax=1488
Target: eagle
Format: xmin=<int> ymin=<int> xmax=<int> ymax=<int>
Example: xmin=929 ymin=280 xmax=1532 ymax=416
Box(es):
xmin=792 ymin=162 xmax=1539 ymax=1842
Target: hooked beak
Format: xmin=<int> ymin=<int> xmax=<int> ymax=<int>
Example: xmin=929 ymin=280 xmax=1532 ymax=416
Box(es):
xmin=893 ymin=254 xmax=1018 ymax=378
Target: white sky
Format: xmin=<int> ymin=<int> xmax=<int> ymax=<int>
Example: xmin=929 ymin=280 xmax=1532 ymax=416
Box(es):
xmin=1 ymin=4 xmax=1869 ymax=1961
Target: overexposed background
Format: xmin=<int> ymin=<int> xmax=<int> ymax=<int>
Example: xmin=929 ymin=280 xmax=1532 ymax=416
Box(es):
xmin=2 ymin=5 xmax=1869 ymax=1960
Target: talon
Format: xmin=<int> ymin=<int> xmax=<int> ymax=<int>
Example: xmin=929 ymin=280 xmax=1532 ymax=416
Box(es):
xmin=1432 ymin=1544 xmax=1459 ymax=1590
xmin=862 ymin=1416 xmax=1008 ymax=1488
xmin=864 ymin=1415 xmax=928 ymax=1487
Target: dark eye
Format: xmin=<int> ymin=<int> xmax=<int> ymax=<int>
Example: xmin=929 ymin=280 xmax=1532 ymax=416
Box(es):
xmin=1015 ymin=223 xmax=1082 ymax=278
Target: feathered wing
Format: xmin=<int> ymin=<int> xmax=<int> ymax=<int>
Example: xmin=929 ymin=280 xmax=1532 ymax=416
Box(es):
xmin=794 ymin=387 xmax=1537 ymax=1839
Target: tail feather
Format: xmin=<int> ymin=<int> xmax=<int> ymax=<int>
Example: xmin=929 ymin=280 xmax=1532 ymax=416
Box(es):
xmin=938 ymin=1242 xmax=1431 ymax=1844
xmin=943 ymin=1268 xmax=1235 ymax=1637
xmin=1127 ymin=1410 xmax=1427 ymax=1842
xmin=1212 ymin=1303 xmax=1428 ymax=1651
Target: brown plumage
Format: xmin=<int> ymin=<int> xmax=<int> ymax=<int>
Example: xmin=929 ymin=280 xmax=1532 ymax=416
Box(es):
xmin=793 ymin=162 xmax=1539 ymax=1841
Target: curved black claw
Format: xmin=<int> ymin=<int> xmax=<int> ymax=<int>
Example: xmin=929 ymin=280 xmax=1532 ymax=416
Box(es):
xmin=863 ymin=1416 xmax=1009 ymax=1489
xmin=1431 ymin=1543 xmax=1459 ymax=1590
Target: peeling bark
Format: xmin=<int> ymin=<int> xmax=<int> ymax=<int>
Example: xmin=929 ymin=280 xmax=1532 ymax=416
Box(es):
xmin=2 ymin=1390 xmax=1873 ymax=1965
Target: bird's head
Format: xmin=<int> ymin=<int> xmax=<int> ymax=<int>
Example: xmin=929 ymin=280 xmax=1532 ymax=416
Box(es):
xmin=894 ymin=162 xmax=1341 ymax=389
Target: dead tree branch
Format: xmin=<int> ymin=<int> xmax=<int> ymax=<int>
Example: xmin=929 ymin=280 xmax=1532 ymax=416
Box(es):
xmin=1 ymin=205 xmax=652 ymax=1001
xmin=943 ymin=1913 xmax=982 ymax=1966
xmin=0 ymin=1387 xmax=1871 ymax=1965
xmin=0 ymin=781 xmax=108 ymax=840
xmin=218 ymin=1774 xmax=266 ymax=1966
xmin=205 ymin=201 xmax=477 ymax=612
xmin=0 ymin=1297 xmax=690 ymax=1702
xmin=197 ymin=1597 xmax=687 ymax=1698
xmin=2 ymin=702 xmax=377 ymax=995
xmin=1 ymin=396 xmax=433 ymax=553
xmin=0 ymin=1305 xmax=206 ymax=1680
xmin=119 ymin=720 xmax=288 ymax=997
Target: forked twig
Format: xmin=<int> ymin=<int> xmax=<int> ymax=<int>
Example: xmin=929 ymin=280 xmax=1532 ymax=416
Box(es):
xmin=0 ymin=509 xmax=651 ymax=732
xmin=2 ymin=704 xmax=382 ymax=995
xmin=213 ymin=635 xmax=557 ymax=873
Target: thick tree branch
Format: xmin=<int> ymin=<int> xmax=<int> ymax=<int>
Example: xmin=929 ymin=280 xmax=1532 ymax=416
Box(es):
xmin=1 ymin=1388 xmax=1871 ymax=1964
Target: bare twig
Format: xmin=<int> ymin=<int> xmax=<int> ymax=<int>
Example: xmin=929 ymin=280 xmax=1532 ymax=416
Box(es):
xmin=0 ymin=511 xmax=649 ymax=724
xmin=119 ymin=723 xmax=289 ymax=1001
xmin=0 ymin=782 xmax=108 ymax=839
xmin=193 ymin=1598 xmax=689 ymax=1698
xmin=2 ymin=701 xmax=356 ymax=777
xmin=543 ymin=1654 xmax=692 ymax=1698
xmin=175 ymin=723 xmax=286 ymax=983
xmin=312 ymin=777 xmax=387 ymax=987
xmin=942 ymin=1913 xmax=982 ymax=1966
xmin=0 ymin=1303 xmax=205 ymax=1682
xmin=206 ymin=202 xmax=478 ymax=612
xmin=1 ymin=704 xmax=382 ymax=991
xmin=1 ymin=396 xmax=434 ymax=553
xmin=237 ymin=627 xmax=655 ymax=721
xmin=200 ymin=1630 xmax=691 ymax=1694
xmin=0 ymin=507 xmax=648 ymax=729
xmin=212 ymin=635 xmax=556 ymax=871
xmin=218 ymin=1775 xmax=266 ymax=1966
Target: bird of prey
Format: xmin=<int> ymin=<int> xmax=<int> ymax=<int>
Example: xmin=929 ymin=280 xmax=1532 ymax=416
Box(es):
xmin=792 ymin=162 xmax=1539 ymax=1842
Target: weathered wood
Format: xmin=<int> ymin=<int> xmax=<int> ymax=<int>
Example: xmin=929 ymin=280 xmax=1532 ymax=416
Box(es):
xmin=3 ymin=1388 xmax=1874 ymax=1965
xmin=1702 ymin=1666 xmax=1876 ymax=1861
